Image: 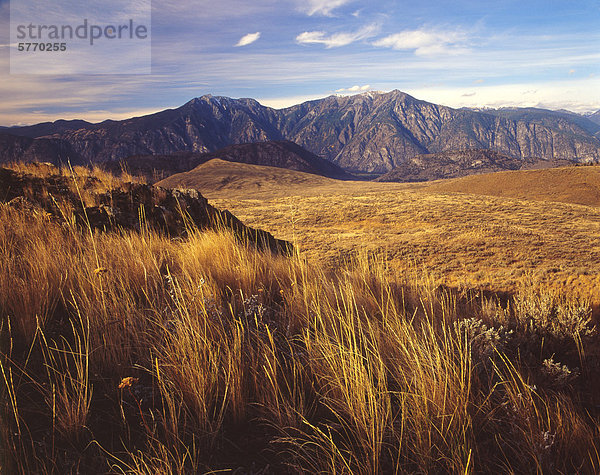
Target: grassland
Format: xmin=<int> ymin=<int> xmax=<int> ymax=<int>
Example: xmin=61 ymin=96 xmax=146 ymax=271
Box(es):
xmin=208 ymin=167 xmax=600 ymax=311
xmin=2 ymin=163 xmax=600 ymax=473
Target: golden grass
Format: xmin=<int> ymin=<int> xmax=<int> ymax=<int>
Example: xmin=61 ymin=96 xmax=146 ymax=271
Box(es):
xmin=209 ymin=176 xmax=600 ymax=308
xmin=2 ymin=164 xmax=600 ymax=473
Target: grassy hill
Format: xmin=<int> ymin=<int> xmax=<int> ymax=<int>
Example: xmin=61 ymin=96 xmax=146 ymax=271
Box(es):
xmin=426 ymin=165 xmax=600 ymax=206
xmin=157 ymin=158 xmax=340 ymax=198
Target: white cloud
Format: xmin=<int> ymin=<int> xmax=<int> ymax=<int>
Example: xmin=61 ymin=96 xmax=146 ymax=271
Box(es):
xmin=336 ymin=84 xmax=371 ymax=93
xmin=296 ymin=24 xmax=378 ymax=48
xmin=373 ymin=28 xmax=469 ymax=56
xmin=301 ymin=0 xmax=353 ymax=16
xmin=257 ymin=93 xmax=333 ymax=109
xmin=235 ymin=32 xmax=261 ymax=47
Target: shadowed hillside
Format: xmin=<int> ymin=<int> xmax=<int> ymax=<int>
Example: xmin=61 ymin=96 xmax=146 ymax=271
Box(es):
xmin=0 ymin=133 xmax=83 ymax=165
xmin=376 ymin=149 xmax=575 ymax=182
xmin=105 ymin=140 xmax=352 ymax=183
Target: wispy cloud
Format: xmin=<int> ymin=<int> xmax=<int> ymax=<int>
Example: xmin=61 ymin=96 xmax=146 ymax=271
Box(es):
xmin=336 ymin=84 xmax=371 ymax=92
xmin=301 ymin=0 xmax=353 ymax=16
xmin=296 ymin=24 xmax=378 ymax=48
xmin=235 ymin=32 xmax=261 ymax=47
xmin=373 ymin=28 xmax=469 ymax=56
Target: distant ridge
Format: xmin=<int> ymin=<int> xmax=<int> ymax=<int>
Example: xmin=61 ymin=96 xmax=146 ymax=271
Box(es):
xmin=0 ymin=132 xmax=84 ymax=165
xmin=376 ymin=149 xmax=575 ymax=182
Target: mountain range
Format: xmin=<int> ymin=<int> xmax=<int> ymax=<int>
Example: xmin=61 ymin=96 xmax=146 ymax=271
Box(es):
xmin=2 ymin=91 xmax=600 ymax=174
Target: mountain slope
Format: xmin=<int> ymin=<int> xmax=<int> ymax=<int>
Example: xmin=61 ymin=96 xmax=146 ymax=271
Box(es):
xmin=2 ymin=119 xmax=94 ymax=138
xmin=589 ymin=110 xmax=600 ymax=127
xmin=480 ymin=107 xmax=600 ymax=138
xmin=280 ymin=91 xmax=600 ymax=172
xmin=42 ymin=96 xmax=284 ymax=162
xmin=0 ymin=133 xmax=84 ymax=165
xmin=5 ymin=91 xmax=600 ymax=173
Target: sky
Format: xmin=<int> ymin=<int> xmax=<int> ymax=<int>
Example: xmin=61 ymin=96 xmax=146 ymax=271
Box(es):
xmin=1 ymin=0 xmax=600 ymax=125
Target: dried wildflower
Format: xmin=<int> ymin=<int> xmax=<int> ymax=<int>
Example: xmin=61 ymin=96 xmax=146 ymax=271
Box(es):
xmin=540 ymin=430 xmax=556 ymax=451
xmin=118 ymin=377 xmax=138 ymax=389
xmin=455 ymin=317 xmax=513 ymax=360
xmin=541 ymin=357 xmax=579 ymax=388
xmin=243 ymin=295 xmax=265 ymax=319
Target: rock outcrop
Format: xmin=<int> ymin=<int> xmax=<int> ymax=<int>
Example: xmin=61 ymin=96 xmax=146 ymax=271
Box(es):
xmin=0 ymin=167 xmax=292 ymax=255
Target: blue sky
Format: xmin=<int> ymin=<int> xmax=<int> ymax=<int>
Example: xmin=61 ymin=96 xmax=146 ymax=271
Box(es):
xmin=1 ymin=0 xmax=600 ymax=125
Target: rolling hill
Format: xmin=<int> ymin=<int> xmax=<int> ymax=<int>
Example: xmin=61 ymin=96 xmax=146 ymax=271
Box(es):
xmin=107 ymin=140 xmax=351 ymax=182
xmin=424 ymin=165 xmax=600 ymax=206
xmin=156 ymin=159 xmax=339 ymax=198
